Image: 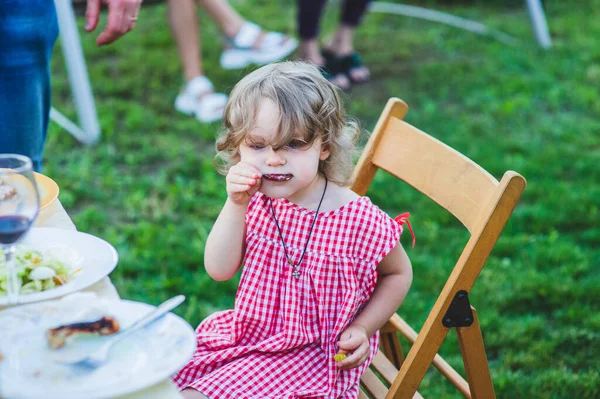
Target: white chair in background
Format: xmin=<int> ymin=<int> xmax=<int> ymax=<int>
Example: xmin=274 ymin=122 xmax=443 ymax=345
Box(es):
xmin=370 ymin=0 xmax=552 ymax=49
xmin=51 ymin=0 xmax=100 ymax=145
xmin=526 ymin=0 xmax=552 ymax=49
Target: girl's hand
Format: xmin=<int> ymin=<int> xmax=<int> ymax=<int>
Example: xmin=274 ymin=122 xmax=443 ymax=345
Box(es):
xmin=335 ymin=324 xmax=370 ymax=370
xmin=226 ymin=162 xmax=262 ymax=206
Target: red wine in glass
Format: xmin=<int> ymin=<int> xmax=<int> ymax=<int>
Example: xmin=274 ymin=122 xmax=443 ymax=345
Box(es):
xmin=0 ymin=154 xmax=40 ymax=304
xmin=0 ymin=215 xmax=33 ymax=245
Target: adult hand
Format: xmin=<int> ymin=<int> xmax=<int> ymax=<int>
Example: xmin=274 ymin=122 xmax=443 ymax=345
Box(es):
xmin=85 ymin=0 xmax=142 ymax=46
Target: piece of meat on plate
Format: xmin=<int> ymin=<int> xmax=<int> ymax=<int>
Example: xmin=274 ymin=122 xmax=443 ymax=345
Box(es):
xmin=47 ymin=316 xmax=120 ymax=349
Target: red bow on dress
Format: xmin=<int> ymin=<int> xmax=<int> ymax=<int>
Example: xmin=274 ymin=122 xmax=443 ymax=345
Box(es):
xmin=394 ymin=212 xmax=415 ymax=248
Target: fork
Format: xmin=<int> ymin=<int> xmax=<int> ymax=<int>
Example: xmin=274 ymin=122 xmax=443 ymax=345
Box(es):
xmin=54 ymin=295 xmax=186 ymax=369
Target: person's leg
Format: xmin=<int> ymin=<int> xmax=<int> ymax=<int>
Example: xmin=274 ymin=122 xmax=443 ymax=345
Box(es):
xmin=297 ymin=0 xmax=350 ymax=89
xmin=327 ymin=0 xmax=372 ymax=82
xmin=197 ymin=0 xmax=245 ymax=40
xmin=340 ymin=0 xmax=372 ymax=33
xmin=200 ymin=0 xmax=298 ymax=70
xmin=297 ymin=0 xmax=327 ymax=65
xmin=0 ymin=67 xmax=49 ymax=172
xmin=0 ymin=0 xmax=58 ymax=172
xmin=168 ymin=0 xmax=204 ymax=81
xmin=167 ymin=0 xmax=227 ymax=123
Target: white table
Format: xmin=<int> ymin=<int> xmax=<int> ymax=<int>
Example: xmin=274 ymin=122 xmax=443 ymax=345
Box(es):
xmin=29 ymin=199 xmax=185 ymax=399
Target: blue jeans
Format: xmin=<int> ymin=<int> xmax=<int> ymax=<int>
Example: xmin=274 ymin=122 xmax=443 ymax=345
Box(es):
xmin=0 ymin=0 xmax=59 ymax=172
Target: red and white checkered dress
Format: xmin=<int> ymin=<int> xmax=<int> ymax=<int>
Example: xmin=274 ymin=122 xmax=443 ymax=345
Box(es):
xmin=173 ymin=192 xmax=403 ymax=398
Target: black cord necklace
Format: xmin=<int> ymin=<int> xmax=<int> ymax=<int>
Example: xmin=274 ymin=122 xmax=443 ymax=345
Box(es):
xmin=270 ymin=178 xmax=328 ymax=280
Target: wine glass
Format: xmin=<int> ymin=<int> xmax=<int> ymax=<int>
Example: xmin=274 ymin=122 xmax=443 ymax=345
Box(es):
xmin=0 ymin=154 xmax=40 ymax=305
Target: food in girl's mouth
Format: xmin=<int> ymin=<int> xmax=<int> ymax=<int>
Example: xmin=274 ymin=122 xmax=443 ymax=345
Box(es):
xmin=47 ymin=316 xmax=120 ymax=349
xmin=262 ymin=174 xmax=293 ymax=182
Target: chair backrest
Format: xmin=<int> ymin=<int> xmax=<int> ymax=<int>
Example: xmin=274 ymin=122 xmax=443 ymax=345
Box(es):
xmin=352 ymin=98 xmax=506 ymax=234
xmin=351 ymin=98 xmax=526 ymax=398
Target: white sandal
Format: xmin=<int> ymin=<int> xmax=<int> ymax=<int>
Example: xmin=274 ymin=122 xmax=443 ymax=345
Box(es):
xmin=220 ymin=22 xmax=298 ymax=70
xmin=174 ymin=76 xmax=228 ymax=123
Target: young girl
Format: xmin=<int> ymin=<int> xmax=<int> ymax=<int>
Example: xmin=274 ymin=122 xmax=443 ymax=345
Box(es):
xmin=173 ymin=61 xmax=413 ymax=399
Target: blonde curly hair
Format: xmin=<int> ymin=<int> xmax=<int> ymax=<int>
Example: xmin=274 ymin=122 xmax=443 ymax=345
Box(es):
xmin=214 ymin=61 xmax=359 ymax=186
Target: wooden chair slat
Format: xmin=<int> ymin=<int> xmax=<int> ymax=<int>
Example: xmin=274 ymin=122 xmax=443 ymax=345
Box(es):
xmin=358 ymin=388 xmax=370 ymax=399
xmin=371 ymin=351 xmax=399 ymax=385
xmin=361 ymin=367 xmax=389 ymax=399
xmin=380 ymin=328 xmax=405 ymax=369
xmin=389 ymin=314 xmax=470 ymax=396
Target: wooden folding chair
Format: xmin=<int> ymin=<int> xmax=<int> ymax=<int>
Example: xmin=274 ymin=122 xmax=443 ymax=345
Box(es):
xmin=350 ymin=98 xmax=526 ymax=399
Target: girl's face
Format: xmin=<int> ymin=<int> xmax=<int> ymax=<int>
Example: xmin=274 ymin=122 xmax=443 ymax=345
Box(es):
xmin=238 ymin=98 xmax=330 ymax=205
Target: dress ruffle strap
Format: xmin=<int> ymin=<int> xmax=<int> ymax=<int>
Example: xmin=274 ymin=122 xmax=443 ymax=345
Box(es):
xmin=394 ymin=212 xmax=415 ymax=248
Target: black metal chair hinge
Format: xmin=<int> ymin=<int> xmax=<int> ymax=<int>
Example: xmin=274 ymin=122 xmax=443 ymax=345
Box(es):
xmin=442 ymin=290 xmax=474 ymax=328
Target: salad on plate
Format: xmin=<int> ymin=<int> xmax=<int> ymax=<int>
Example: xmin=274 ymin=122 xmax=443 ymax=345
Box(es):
xmin=0 ymin=246 xmax=79 ymax=296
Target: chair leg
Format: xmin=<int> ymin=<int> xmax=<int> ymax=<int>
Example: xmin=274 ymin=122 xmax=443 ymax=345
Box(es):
xmin=456 ymin=308 xmax=496 ymax=399
xmin=53 ymin=0 xmax=101 ymax=144
xmin=525 ymin=0 xmax=552 ymax=49
xmin=380 ymin=327 xmax=405 ymax=369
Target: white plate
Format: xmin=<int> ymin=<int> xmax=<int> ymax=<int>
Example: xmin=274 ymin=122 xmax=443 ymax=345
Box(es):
xmin=0 ymin=228 xmax=119 ymax=306
xmin=0 ymin=293 xmax=197 ymax=399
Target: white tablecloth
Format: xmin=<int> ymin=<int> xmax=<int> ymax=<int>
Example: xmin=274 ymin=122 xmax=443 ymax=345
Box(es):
xmin=28 ymin=199 xmax=185 ymax=399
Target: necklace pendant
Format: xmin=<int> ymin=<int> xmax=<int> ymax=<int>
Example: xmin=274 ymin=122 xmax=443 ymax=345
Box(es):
xmin=270 ymin=179 xmax=328 ymax=284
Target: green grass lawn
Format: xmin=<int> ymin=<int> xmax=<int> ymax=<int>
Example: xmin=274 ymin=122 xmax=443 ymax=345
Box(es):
xmin=45 ymin=0 xmax=599 ymax=397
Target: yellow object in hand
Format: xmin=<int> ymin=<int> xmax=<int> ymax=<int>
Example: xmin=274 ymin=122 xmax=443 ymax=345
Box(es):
xmin=334 ymin=353 xmax=347 ymax=362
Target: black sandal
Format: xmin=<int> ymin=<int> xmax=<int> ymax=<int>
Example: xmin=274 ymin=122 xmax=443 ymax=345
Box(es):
xmin=320 ymin=50 xmax=351 ymax=90
xmin=337 ymin=52 xmax=370 ymax=84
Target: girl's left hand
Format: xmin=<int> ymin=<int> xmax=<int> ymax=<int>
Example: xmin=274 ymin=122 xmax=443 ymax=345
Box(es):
xmin=336 ymin=325 xmax=370 ymax=370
